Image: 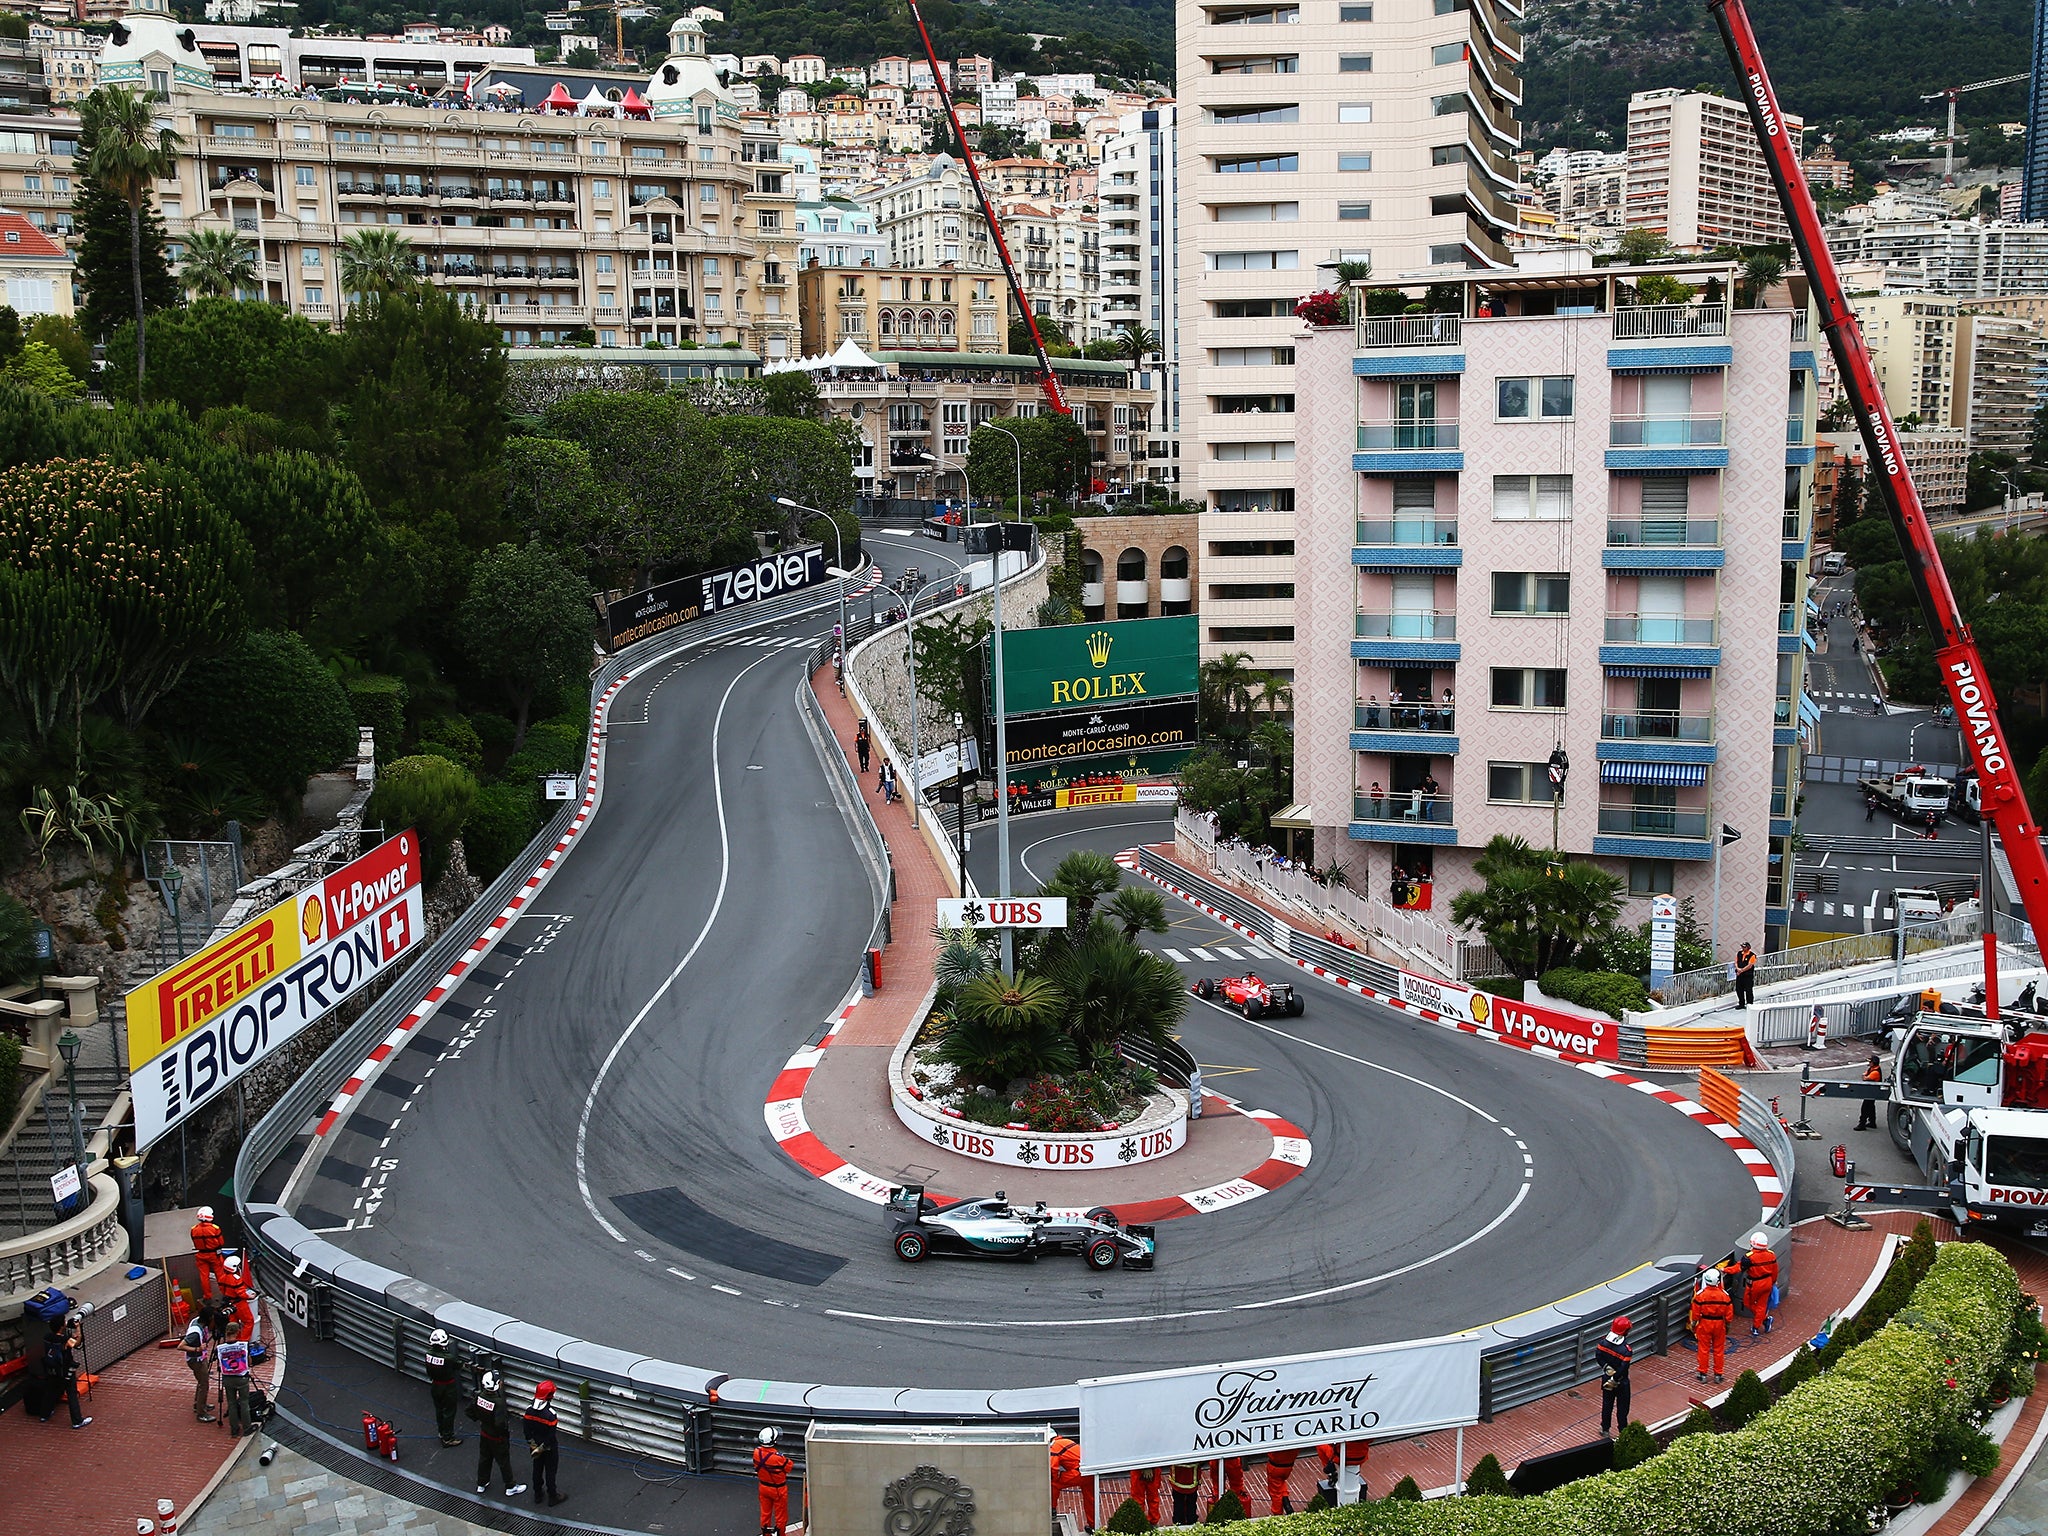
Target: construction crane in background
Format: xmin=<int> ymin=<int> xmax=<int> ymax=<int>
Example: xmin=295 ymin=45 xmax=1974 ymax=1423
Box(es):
xmin=1920 ymin=72 xmax=2028 ymax=180
xmin=1706 ymin=2 xmax=2048 ymax=976
xmin=548 ymin=0 xmax=656 ymax=69
xmin=900 ymin=0 xmax=1071 ymax=416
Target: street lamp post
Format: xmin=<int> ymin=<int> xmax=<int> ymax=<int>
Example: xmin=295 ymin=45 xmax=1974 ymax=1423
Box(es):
xmin=158 ymin=865 xmax=185 ymax=959
xmin=926 ymin=442 xmax=1018 ymax=971
xmin=984 ymin=421 xmax=1025 ymax=522
xmin=903 ymin=576 xmax=957 ymax=833
xmin=57 ymin=1028 xmax=87 ymax=1193
xmin=774 ymin=497 xmax=855 ymax=675
xmin=952 ymin=710 xmax=969 ymax=878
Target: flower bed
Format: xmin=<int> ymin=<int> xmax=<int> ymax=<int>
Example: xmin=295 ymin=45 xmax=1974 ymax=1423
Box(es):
xmin=1221 ymin=1241 xmax=2029 ymax=1536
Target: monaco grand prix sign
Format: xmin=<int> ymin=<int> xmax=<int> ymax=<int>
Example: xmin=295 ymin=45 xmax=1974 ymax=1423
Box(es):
xmin=1398 ymin=973 xmax=1621 ymax=1061
xmin=127 ymin=833 xmax=425 ymax=1148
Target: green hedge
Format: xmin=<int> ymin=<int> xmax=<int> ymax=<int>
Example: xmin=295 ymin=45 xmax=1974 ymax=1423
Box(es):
xmin=345 ymin=673 xmax=409 ymax=762
xmin=1537 ymin=968 xmax=1650 ymax=1020
xmin=1236 ymin=1241 xmax=2021 ymax=1536
xmin=0 ymin=1032 xmax=21 ymax=1129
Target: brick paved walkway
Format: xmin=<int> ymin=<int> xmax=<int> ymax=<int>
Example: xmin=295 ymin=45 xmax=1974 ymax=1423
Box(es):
xmin=9 ymin=1300 xmax=279 ymax=1536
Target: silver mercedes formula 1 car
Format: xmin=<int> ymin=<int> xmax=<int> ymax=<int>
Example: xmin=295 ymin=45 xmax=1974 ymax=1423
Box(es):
xmin=885 ymin=1185 xmax=1157 ymax=1270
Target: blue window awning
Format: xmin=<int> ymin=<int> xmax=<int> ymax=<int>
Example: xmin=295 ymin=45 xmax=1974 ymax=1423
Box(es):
xmin=1801 ymin=627 xmax=1818 ymax=653
xmin=1798 ymin=693 xmax=1823 ymax=727
xmin=1805 ymin=596 xmax=1821 ymax=616
xmin=1600 ymin=761 xmax=1709 ymax=786
xmin=1603 ymin=664 xmax=1715 ymax=679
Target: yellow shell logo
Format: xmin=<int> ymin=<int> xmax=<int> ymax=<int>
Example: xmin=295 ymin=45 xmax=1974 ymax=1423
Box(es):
xmin=301 ymin=893 xmax=324 ymax=948
xmin=1469 ymin=992 xmax=1490 ymax=1024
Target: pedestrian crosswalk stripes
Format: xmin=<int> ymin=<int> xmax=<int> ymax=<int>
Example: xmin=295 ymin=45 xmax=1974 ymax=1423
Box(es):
xmin=1162 ymin=948 xmax=1186 ymax=962
xmin=1190 ymin=947 xmax=1215 ymax=961
xmin=1214 ymin=946 xmax=1240 ymax=959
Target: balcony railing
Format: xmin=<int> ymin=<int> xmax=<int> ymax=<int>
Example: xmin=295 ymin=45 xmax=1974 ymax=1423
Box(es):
xmin=1357 ymin=611 xmax=1457 ymax=640
xmin=1357 ymin=701 xmax=1456 ymax=732
xmin=1786 ymin=417 xmax=1807 ymax=444
xmin=1603 ymin=615 xmax=1717 ymax=645
xmin=1356 ymin=313 xmax=1462 ymax=350
xmin=1357 ymin=420 xmax=1460 ymax=450
xmin=1777 ymin=604 xmax=1800 ymax=634
xmin=1356 ymin=517 xmax=1458 ymax=547
xmin=1354 ymin=791 xmax=1453 ymax=824
xmin=1598 ymin=804 xmax=1710 ymax=839
xmin=1600 ymin=711 xmax=1714 ymax=742
xmin=1612 ymin=303 xmax=1728 ymax=340
xmin=1791 ymin=311 xmax=1811 ymax=341
xmin=1605 ymin=518 xmax=1720 ymax=548
xmin=1783 ymin=510 xmax=1805 ymax=539
xmin=1609 ymin=414 xmax=1725 ymax=447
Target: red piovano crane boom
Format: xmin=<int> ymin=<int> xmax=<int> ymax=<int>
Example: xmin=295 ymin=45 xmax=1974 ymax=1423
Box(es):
xmin=1707 ymin=0 xmax=2048 ymax=956
xmin=900 ymin=0 xmax=1070 ymax=416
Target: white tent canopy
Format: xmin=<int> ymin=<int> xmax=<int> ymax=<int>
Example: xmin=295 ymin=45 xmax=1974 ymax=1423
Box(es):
xmin=764 ymin=337 xmax=886 ymax=374
xmin=578 ymin=86 xmax=616 ymax=115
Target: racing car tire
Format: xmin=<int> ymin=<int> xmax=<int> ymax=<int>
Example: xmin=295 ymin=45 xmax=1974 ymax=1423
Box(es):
xmin=1085 ymin=1206 xmax=1119 ymax=1228
xmin=1286 ymin=995 xmax=1305 ymax=1017
xmin=1193 ymin=978 xmax=1216 ymax=1000
xmin=1244 ymin=997 xmax=1264 ymax=1020
xmin=894 ymin=1230 xmax=929 ymax=1263
xmin=1085 ymin=1238 xmax=1120 ymax=1272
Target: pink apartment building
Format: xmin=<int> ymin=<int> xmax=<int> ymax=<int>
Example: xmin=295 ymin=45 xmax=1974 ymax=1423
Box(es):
xmin=1293 ymin=264 xmax=1820 ymax=955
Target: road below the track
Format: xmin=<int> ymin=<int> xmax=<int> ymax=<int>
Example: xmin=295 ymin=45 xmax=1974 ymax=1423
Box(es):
xmin=299 ymin=546 xmax=1759 ymax=1394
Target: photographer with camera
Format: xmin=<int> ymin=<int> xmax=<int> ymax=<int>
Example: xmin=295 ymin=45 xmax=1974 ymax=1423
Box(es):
xmin=39 ymin=1308 xmax=92 ymax=1429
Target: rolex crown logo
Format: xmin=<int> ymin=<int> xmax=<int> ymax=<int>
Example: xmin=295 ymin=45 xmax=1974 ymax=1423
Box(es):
xmin=1086 ymin=629 xmax=1113 ymax=668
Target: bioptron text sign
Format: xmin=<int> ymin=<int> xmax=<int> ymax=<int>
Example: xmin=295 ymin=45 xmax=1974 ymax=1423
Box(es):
xmin=1077 ymin=1334 xmax=1482 ymax=1473
xmin=126 ymin=833 xmax=425 ymax=1148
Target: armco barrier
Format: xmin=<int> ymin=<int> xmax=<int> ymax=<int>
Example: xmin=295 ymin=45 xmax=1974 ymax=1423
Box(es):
xmin=233 ymin=563 xmax=1798 ymax=1473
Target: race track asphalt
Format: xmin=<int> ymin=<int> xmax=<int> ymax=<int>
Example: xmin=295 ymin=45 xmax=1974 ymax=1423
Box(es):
xmin=296 ymin=538 xmax=1761 ymax=1393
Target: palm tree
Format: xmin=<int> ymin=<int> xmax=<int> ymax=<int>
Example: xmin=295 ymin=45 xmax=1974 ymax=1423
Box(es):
xmin=1103 ymin=885 xmax=1169 ymax=942
xmin=1112 ymin=322 xmax=1159 ymax=365
xmin=1335 ymin=258 xmax=1373 ymax=320
xmin=338 ymin=228 xmax=417 ymax=301
xmin=1040 ymin=937 xmax=1188 ymax=1054
xmin=179 ymin=226 xmax=258 ymax=298
xmin=932 ymin=971 xmax=1078 ymax=1088
xmin=1256 ymin=674 xmax=1293 ymax=720
xmin=1449 ymin=835 xmax=1625 ymax=978
xmin=1739 ymin=251 xmax=1787 ymax=309
xmin=1199 ymin=651 xmax=1258 ymax=738
xmin=1039 ymin=849 xmax=1124 ymax=931
xmin=1251 ymin=718 xmax=1295 ymax=798
xmin=82 ymin=87 xmax=182 ymax=397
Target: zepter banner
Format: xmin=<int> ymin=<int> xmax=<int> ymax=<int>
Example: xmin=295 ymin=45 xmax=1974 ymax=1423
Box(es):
xmin=126 ymin=832 xmax=425 ymax=1148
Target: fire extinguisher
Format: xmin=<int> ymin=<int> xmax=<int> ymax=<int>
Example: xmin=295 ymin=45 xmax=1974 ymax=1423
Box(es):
xmin=1830 ymin=1143 xmax=1849 ymax=1179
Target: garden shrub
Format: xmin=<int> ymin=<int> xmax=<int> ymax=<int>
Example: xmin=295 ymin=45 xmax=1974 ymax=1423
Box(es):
xmin=0 ymin=890 xmax=40 ymax=986
xmin=1463 ymin=1454 xmax=1512 ymax=1497
xmin=471 ymin=711 xmax=516 ymax=762
xmin=1611 ymin=1421 xmax=1658 ymax=1471
xmin=1672 ymin=1405 xmax=1718 ymax=1439
xmin=0 ymin=1033 xmax=21 ymax=1129
xmin=1105 ymin=1497 xmax=1153 ymax=1533
xmin=417 ymin=714 xmax=483 ymax=776
xmin=1207 ymin=1489 xmax=1248 ymax=1523
xmin=170 ymin=631 xmax=355 ymax=803
xmin=345 ymin=673 xmax=408 ymax=761
xmin=1386 ymin=1477 xmax=1423 ymax=1501
xmin=1721 ymin=1370 xmax=1772 ymax=1429
xmin=1237 ymin=1242 xmax=2022 ymax=1536
xmin=1776 ymin=1344 xmax=1820 ymax=1395
xmin=1537 ymin=967 xmax=1650 ymax=1019
xmin=462 ymin=780 xmax=542 ymax=883
xmin=365 ymin=755 xmax=476 ymax=884
xmin=1473 ymin=975 xmax=1524 ymax=1001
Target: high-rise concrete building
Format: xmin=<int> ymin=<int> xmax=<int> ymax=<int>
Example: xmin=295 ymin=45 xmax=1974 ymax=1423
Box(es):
xmin=1953 ymin=312 xmax=2048 ymax=457
xmin=1099 ymin=104 xmax=1181 ymax=483
xmin=1178 ymin=0 xmax=1523 ymax=673
xmin=1290 ymin=263 xmax=1818 ymax=953
xmin=1826 ymin=217 xmax=2048 ymax=298
xmin=1624 ymin=88 xmax=1801 ymax=251
xmin=1853 ymin=294 xmax=1959 ymax=425
xmin=2025 ymin=0 xmax=2048 ymax=219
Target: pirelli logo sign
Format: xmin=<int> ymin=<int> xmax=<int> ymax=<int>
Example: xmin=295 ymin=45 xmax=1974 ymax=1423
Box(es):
xmin=140 ymin=916 xmax=296 ymax=1065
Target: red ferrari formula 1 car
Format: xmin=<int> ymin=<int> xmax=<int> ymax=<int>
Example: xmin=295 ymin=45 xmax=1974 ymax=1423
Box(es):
xmin=1193 ymin=971 xmax=1304 ymax=1018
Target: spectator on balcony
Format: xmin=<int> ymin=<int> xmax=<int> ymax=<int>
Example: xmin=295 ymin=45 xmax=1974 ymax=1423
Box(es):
xmin=1368 ymin=781 xmax=1384 ymax=817
xmin=1419 ymin=772 xmax=1440 ymax=819
xmin=1364 ymin=695 xmax=1380 ymax=728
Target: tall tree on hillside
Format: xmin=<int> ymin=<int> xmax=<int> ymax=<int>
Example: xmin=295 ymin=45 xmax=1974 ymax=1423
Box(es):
xmin=73 ymin=89 xmax=179 ymax=360
xmin=80 ymin=87 xmax=183 ymax=397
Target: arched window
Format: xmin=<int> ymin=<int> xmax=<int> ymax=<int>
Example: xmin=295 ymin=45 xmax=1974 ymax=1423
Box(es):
xmin=919 ymin=309 xmax=937 ymax=337
xmin=878 ymin=310 xmax=894 ymax=336
xmin=1161 ymin=545 xmax=1189 ymax=579
xmin=1115 ymin=547 xmax=1148 ymax=618
xmin=939 ymin=308 xmax=955 ymax=336
xmin=1116 ymin=547 xmax=1147 ymax=581
xmin=1081 ymin=550 xmax=1103 ymax=583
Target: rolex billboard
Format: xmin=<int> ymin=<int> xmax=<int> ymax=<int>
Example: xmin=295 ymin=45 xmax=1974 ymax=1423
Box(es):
xmin=995 ymin=615 xmax=1199 ymax=774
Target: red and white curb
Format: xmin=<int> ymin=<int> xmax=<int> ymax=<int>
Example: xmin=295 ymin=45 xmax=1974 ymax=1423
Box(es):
xmin=1120 ymin=850 xmax=1786 ymax=1226
xmin=310 ymin=581 xmax=868 ymax=1143
xmin=314 ymin=677 xmax=628 ymax=1138
xmin=762 ymin=999 xmax=1314 ymax=1223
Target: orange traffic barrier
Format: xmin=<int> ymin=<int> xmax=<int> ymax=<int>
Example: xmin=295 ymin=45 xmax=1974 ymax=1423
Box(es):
xmin=1642 ymin=1025 xmax=1749 ymax=1068
xmin=1698 ymin=1065 xmax=1743 ymax=1124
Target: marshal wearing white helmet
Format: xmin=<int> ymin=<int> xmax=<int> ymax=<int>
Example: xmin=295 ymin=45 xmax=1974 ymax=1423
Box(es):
xmin=753 ymin=1426 xmax=793 ymax=1536
xmin=426 ymin=1326 xmax=463 ymax=1446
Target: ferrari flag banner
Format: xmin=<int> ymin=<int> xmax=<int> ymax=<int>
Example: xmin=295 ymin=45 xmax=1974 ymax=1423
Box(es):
xmin=127 ymin=832 xmax=425 ymax=1148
